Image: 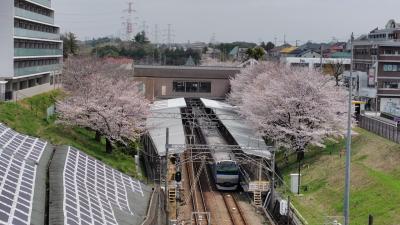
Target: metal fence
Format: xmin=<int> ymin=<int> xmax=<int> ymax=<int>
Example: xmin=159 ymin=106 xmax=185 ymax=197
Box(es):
xmin=359 ymin=115 xmax=400 ymax=143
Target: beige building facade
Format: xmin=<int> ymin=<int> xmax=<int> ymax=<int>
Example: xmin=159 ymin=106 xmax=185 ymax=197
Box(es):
xmin=133 ymin=65 xmax=241 ymax=101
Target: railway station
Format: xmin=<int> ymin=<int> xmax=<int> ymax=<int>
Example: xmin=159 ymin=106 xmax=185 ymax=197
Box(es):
xmin=143 ymin=98 xmax=276 ymax=225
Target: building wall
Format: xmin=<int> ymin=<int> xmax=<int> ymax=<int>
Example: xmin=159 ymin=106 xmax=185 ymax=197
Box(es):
xmin=135 ymin=77 xmax=230 ymax=101
xmin=12 ymin=81 xmax=57 ymax=100
xmin=299 ymin=51 xmax=321 ymax=58
xmin=0 ymin=1 xmax=14 ymax=79
xmin=0 ymin=0 xmax=63 ymax=101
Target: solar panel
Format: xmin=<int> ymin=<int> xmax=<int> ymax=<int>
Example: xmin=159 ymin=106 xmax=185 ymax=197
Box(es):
xmin=0 ymin=125 xmax=47 ymax=225
xmin=63 ymin=147 xmax=144 ymax=225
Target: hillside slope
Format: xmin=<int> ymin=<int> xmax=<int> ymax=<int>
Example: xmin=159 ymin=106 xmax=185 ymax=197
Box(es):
xmin=279 ymin=128 xmax=400 ymax=225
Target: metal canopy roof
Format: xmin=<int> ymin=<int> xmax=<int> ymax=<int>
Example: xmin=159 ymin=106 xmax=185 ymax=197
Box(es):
xmin=147 ymin=98 xmax=187 ymax=156
xmin=200 ymin=99 xmax=272 ymax=159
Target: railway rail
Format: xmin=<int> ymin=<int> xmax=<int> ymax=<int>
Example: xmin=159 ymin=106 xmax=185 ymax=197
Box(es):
xmin=222 ymin=193 xmax=249 ymax=225
xmin=184 ymin=150 xmax=210 ymax=225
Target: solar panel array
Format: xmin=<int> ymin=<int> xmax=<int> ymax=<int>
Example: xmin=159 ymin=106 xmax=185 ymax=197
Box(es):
xmin=0 ymin=124 xmax=47 ymax=225
xmin=63 ymin=147 xmax=144 ymax=225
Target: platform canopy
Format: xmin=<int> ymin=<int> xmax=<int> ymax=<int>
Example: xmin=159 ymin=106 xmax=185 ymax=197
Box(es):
xmin=200 ymin=98 xmax=272 ymax=159
xmin=146 ymin=98 xmax=187 ymax=156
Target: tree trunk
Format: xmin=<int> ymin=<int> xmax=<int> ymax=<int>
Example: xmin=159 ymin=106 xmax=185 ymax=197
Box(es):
xmin=106 ymin=138 xmax=113 ymax=154
xmin=95 ymin=131 xmax=101 ymax=142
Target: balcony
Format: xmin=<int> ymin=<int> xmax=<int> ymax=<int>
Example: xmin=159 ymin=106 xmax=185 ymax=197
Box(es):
xmin=30 ymin=0 xmax=51 ymax=8
xmin=14 ymin=28 xmax=59 ymax=40
xmin=15 ymin=7 xmax=54 ymax=24
xmin=14 ymin=48 xmax=62 ymax=57
xmin=14 ymin=64 xmax=61 ymax=77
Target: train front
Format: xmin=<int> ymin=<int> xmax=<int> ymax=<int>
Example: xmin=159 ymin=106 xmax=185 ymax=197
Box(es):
xmin=214 ymin=160 xmax=240 ymax=191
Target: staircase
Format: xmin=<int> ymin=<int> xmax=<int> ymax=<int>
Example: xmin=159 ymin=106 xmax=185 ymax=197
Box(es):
xmin=254 ymin=190 xmax=262 ymax=207
xmin=169 ymin=186 xmax=176 ymax=203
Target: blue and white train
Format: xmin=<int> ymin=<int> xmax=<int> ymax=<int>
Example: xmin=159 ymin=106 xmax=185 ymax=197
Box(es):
xmin=211 ymin=151 xmax=240 ymax=191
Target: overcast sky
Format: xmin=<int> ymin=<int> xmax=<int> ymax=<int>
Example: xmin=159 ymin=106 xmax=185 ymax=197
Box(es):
xmin=53 ymin=0 xmax=400 ymax=45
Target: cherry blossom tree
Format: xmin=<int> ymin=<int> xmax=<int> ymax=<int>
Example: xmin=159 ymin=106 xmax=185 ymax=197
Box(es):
xmin=230 ymin=63 xmax=348 ymax=194
xmin=231 ymin=62 xmax=348 ymax=152
xmin=228 ymin=62 xmax=280 ymax=105
xmin=57 ymin=57 xmax=150 ymax=153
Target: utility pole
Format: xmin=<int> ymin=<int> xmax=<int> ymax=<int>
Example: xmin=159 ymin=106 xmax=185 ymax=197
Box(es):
xmin=320 ymin=45 xmax=324 ymax=72
xmin=165 ymin=128 xmax=169 ymax=225
xmin=287 ymin=195 xmax=291 ymax=225
xmin=270 ymin=150 xmax=275 ymax=207
xmin=344 ymin=33 xmax=354 ymax=225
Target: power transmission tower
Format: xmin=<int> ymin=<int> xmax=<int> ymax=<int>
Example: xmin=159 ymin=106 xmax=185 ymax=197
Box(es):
xmin=122 ymin=1 xmax=137 ymax=41
xmin=210 ymin=32 xmax=216 ymax=45
xmin=163 ymin=24 xmax=175 ymax=49
xmin=152 ymin=24 xmax=159 ymax=46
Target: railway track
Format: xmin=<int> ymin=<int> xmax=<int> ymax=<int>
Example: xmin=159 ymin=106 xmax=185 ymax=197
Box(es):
xmin=222 ymin=193 xmax=249 ymax=225
xmin=181 ymin=98 xmax=256 ymax=225
xmin=185 ymin=150 xmax=210 ymax=225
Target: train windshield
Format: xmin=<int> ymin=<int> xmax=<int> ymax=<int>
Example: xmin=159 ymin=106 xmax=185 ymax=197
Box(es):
xmin=216 ymin=161 xmax=239 ymax=175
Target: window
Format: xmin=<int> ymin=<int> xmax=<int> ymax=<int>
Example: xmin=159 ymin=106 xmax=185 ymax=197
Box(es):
xmin=173 ymin=81 xmax=212 ymax=93
xmin=383 ymin=82 xmax=400 ymax=89
xmin=173 ymin=81 xmax=185 ymax=92
xmin=383 ymin=64 xmax=400 ymax=72
xmin=185 ymin=82 xmax=199 ymax=92
xmin=199 ymin=82 xmax=211 ymax=93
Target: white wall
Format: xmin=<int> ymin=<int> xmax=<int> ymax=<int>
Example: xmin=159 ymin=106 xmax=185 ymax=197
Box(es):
xmin=0 ymin=1 xmax=14 ymax=79
xmin=13 ymin=83 xmax=56 ymax=100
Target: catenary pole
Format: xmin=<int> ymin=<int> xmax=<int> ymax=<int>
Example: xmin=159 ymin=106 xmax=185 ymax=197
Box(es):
xmin=344 ymin=33 xmax=354 ymax=225
xmin=165 ymin=128 xmax=169 ymax=225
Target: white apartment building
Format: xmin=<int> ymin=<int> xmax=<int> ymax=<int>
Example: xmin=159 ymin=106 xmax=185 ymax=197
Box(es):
xmin=0 ymin=0 xmax=62 ymax=101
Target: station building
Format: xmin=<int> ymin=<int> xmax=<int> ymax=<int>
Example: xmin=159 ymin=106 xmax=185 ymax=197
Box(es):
xmin=0 ymin=0 xmax=62 ymax=101
xmin=133 ymin=65 xmax=241 ymax=101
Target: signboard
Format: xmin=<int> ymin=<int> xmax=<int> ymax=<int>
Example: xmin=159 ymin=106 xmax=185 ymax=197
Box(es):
xmin=279 ymin=200 xmax=288 ymax=215
xmin=368 ymin=68 xmax=375 ymax=86
xmin=381 ymin=98 xmax=400 ymax=117
xmin=46 ymin=104 xmax=55 ymax=120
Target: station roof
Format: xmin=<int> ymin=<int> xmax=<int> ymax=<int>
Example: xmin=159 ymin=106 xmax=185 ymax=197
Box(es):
xmin=147 ymin=98 xmax=187 ymax=156
xmin=133 ymin=65 xmax=241 ymax=79
xmin=200 ymin=99 xmax=272 ymax=159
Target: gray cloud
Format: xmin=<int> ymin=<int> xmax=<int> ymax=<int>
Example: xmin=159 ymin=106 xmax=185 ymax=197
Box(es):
xmin=53 ymin=0 xmax=400 ymax=44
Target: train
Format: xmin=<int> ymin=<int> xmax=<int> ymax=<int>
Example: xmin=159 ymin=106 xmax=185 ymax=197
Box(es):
xmin=211 ymin=151 xmax=240 ymax=191
xmin=194 ymin=107 xmax=240 ymax=191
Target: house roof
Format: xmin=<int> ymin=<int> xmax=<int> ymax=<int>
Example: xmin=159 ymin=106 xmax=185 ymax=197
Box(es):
xmin=280 ymin=46 xmax=298 ymax=54
xmin=229 ymin=46 xmax=239 ymax=56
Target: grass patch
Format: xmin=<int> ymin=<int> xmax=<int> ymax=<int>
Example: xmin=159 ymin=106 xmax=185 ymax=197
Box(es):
xmin=0 ymin=90 xmax=139 ymax=178
xmin=277 ymin=128 xmax=400 ymax=225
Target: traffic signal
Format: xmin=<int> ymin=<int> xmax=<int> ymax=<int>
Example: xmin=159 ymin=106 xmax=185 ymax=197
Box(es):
xmin=175 ymin=172 xmax=182 ymax=182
